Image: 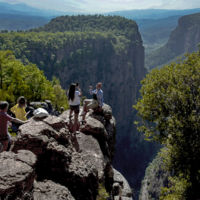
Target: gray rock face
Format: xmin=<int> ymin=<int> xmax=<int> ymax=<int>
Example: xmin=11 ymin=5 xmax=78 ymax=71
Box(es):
xmin=33 ymin=180 xmax=75 ymax=200
xmin=72 ymin=132 xmax=107 ymax=180
xmin=113 ymin=169 xmax=133 ymax=198
xmin=0 ymin=150 xmax=37 ymax=199
xmin=0 ymin=103 xmax=132 ymax=200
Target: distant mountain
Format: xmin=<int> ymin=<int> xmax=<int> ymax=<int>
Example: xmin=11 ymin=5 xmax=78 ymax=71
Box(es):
xmin=0 ymin=2 xmax=78 ymax=17
xmin=104 ymin=8 xmax=200 ymax=20
xmin=0 ymin=13 xmax=50 ymax=31
xmin=145 ymin=12 xmax=200 ymax=70
xmin=135 ymin=15 xmax=181 ymax=30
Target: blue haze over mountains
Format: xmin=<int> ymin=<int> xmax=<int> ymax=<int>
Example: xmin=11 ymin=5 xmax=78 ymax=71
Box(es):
xmin=1 ymin=2 xmax=200 ymax=49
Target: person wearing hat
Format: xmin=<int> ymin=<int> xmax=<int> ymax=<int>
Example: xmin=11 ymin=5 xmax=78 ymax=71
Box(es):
xmin=80 ymin=82 xmax=103 ymax=121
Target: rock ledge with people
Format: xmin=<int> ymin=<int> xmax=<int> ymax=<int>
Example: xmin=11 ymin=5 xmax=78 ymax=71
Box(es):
xmin=0 ymin=100 xmax=133 ymax=199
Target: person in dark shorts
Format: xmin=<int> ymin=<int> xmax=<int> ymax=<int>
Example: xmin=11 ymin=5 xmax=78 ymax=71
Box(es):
xmin=68 ymin=83 xmax=83 ymax=135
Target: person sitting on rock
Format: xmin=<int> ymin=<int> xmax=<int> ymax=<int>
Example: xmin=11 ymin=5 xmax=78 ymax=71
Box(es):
xmin=10 ymin=96 xmax=27 ymax=134
xmin=80 ymin=82 xmax=104 ymax=122
xmin=68 ymin=83 xmax=83 ymax=135
xmin=0 ymin=101 xmax=29 ymax=152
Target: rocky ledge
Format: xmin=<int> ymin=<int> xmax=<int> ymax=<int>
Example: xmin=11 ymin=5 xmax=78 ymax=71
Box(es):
xmin=0 ymin=104 xmax=133 ymax=200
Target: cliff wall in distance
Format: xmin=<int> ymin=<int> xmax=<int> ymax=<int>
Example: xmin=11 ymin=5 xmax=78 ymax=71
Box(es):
xmin=145 ymin=12 xmax=200 ymax=70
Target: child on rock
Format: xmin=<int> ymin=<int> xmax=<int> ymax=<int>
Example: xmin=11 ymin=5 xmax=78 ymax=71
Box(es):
xmin=10 ymin=96 xmax=27 ymax=134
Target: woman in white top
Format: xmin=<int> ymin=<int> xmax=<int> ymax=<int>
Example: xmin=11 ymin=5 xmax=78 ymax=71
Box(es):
xmin=68 ymin=83 xmax=83 ymax=135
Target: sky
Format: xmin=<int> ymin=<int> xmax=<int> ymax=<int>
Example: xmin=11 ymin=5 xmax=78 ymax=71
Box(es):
xmin=1 ymin=0 xmax=200 ymax=13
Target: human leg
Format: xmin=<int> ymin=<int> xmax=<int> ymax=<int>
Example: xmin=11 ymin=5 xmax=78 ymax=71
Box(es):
xmin=82 ymin=100 xmax=99 ymax=120
xmin=7 ymin=133 xmax=12 ymax=151
xmin=80 ymin=99 xmax=92 ymax=118
xmin=73 ymin=113 xmax=79 ymax=133
xmin=1 ymin=140 xmax=8 ymax=152
xmin=69 ymin=109 xmax=73 ymax=119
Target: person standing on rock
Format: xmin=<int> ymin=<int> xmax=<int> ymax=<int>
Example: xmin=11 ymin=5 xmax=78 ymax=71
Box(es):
xmin=10 ymin=96 xmax=27 ymax=134
xmin=80 ymin=82 xmax=103 ymax=122
xmin=0 ymin=101 xmax=29 ymax=152
xmin=68 ymin=83 xmax=83 ymax=135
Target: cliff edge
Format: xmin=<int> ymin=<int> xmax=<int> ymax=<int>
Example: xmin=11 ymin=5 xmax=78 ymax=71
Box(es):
xmin=0 ymin=104 xmax=133 ymax=200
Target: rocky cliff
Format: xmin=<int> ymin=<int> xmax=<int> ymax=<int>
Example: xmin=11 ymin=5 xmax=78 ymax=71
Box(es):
xmin=145 ymin=12 xmax=200 ymax=70
xmin=139 ymin=155 xmax=170 ymax=200
xmin=0 ymin=104 xmax=133 ymax=200
xmin=166 ymin=12 xmax=200 ymax=55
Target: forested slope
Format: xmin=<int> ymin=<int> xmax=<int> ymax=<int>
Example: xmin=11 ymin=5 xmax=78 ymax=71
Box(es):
xmin=145 ymin=12 xmax=200 ymax=70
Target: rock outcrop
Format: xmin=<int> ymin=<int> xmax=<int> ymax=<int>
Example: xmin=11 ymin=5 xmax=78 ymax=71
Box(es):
xmin=0 ymin=104 xmax=133 ymax=200
xmin=146 ymin=12 xmax=200 ymax=70
xmin=139 ymin=155 xmax=170 ymax=200
xmin=166 ymin=12 xmax=200 ymax=55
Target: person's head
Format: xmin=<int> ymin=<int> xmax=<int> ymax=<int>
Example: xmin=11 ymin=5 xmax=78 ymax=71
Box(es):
xmin=17 ymin=96 xmax=27 ymax=108
xmin=96 ymin=82 xmax=102 ymax=90
xmin=68 ymin=84 xmax=76 ymax=101
xmin=0 ymin=101 xmax=9 ymax=111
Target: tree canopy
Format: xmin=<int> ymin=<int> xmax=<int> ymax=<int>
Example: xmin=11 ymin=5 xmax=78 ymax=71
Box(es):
xmin=0 ymin=50 xmax=68 ymax=110
xmin=133 ymin=51 xmax=200 ymax=199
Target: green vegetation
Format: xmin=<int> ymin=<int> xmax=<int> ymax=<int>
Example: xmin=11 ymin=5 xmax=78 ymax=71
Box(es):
xmin=0 ymin=50 xmax=69 ymax=110
xmin=0 ymin=28 xmax=132 ymax=72
xmin=145 ymin=45 xmax=176 ymax=70
xmin=96 ymin=184 xmax=109 ymax=200
xmin=33 ymin=15 xmax=138 ymax=40
xmin=134 ymin=51 xmax=200 ymax=199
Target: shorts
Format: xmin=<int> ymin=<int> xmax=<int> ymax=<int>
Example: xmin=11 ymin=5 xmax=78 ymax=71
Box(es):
xmin=70 ymin=105 xmax=80 ymax=114
xmin=87 ymin=99 xmax=99 ymax=109
xmin=0 ymin=135 xmax=8 ymax=142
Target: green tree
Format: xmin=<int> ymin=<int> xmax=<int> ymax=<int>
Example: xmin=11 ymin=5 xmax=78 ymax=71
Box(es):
xmin=0 ymin=50 xmax=69 ymax=110
xmin=133 ymin=52 xmax=200 ymax=199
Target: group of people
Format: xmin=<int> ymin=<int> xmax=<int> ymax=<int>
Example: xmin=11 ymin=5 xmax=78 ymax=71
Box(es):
xmin=68 ymin=82 xmax=104 ymax=135
xmin=0 ymin=96 xmax=29 ymax=152
xmin=0 ymin=82 xmax=104 ymax=152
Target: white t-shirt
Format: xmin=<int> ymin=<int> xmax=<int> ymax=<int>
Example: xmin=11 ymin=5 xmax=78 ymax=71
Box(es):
xmin=69 ymin=91 xmax=80 ymax=106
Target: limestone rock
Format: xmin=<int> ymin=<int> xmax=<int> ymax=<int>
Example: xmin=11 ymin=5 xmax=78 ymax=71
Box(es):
xmin=0 ymin=150 xmax=36 ymax=199
xmin=106 ymin=116 xmax=117 ymax=161
xmin=102 ymin=103 xmax=112 ymax=121
xmin=79 ymin=117 xmax=108 ymax=138
xmin=33 ymin=180 xmax=75 ymax=200
xmin=0 ymin=102 xmax=132 ymax=200
xmin=72 ymin=132 xmax=108 ymax=180
xmin=114 ymin=196 xmax=133 ymax=200
xmin=113 ymin=169 xmax=133 ymax=198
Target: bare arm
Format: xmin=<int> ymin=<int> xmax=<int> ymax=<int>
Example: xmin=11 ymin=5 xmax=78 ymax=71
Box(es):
xmin=79 ymin=89 xmax=83 ymax=97
xmin=11 ymin=118 xmax=28 ymax=124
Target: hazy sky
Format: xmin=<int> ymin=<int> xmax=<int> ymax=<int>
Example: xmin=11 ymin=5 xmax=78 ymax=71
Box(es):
xmin=1 ymin=0 xmax=200 ymax=13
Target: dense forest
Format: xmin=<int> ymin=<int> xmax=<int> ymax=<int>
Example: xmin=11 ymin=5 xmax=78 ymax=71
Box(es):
xmin=32 ymin=15 xmax=138 ymax=39
xmin=0 ymin=15 xmax=139 ymax=81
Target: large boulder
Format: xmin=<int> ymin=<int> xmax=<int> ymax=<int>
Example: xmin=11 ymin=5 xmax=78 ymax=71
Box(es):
xmin=11 ymin=115 xmax=99 ymax=199
xmin=113 ymin=169 xmax=133 ymax=198
xmin=0 ymin=150 xmax=36 ymax=199
xmin=33 ymin=180 xmax=75 ymax=200
xmin=72 ymin=131 xmax=108 ymax=180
